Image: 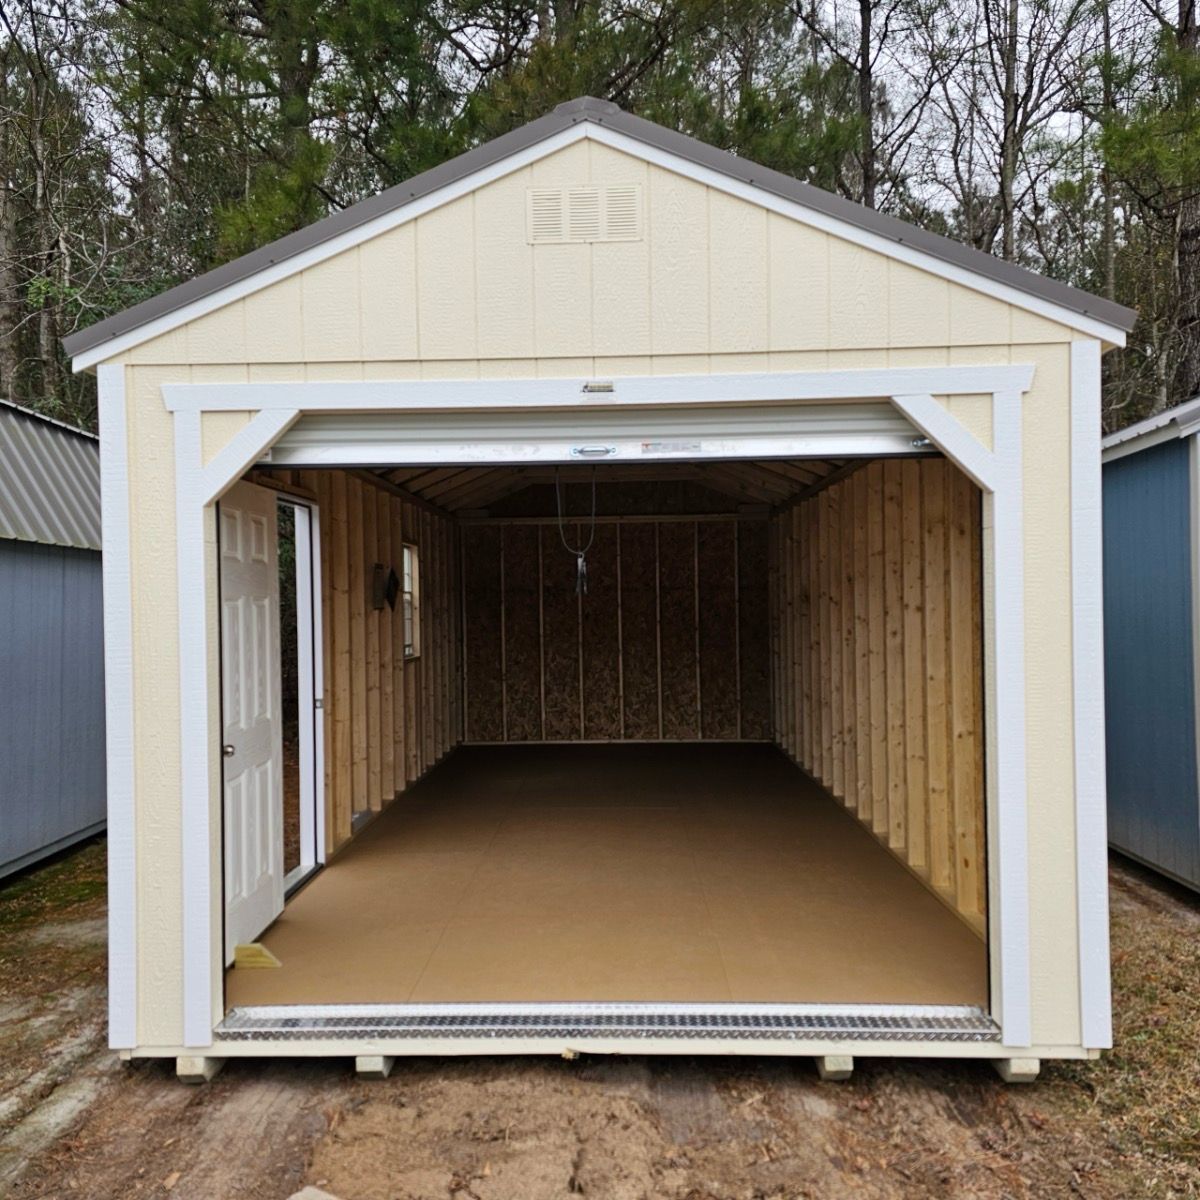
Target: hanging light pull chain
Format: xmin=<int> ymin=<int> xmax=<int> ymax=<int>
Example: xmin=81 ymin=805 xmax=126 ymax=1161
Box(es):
xmin=555 ymin=467 xmax=598 ymax=595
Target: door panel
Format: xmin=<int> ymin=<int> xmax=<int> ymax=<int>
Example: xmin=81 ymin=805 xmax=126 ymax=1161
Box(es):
xmin=219 ymin=481 xmax=283 ymax=963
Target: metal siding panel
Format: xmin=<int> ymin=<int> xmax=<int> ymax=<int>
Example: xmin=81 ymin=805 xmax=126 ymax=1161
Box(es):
xmin=0 ymin=541 xmax=106 ymax=877
xmin=1103 ymin=438 xmax=1200 ymax=888
xmin=0 ymin=404 xmax=101 ymax=551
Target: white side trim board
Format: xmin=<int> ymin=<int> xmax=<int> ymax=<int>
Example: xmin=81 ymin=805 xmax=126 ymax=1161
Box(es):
xmin=174 ymin=365 xmax=1035 ymax=1049
xmin=1071 ymin=339 xmax=1112 ymax=1049
xmin=97 ymin=363 xmax=136 ymax=1050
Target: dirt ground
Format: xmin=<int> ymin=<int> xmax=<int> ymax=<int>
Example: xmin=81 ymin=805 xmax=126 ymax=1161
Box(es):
xmin=1 ymin=842 xmax=1197 ymax=1200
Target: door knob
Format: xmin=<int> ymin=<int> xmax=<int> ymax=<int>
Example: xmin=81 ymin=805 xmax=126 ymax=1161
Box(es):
xmin=222 ymin=744 xmax=235 ymax=758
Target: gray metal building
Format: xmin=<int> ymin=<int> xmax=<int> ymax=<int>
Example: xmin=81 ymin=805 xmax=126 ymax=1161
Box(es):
xmin=1102 ymin=397 xmax=1200 ymax=891
xmin=0 ymin=400 xmax=105 ymax=878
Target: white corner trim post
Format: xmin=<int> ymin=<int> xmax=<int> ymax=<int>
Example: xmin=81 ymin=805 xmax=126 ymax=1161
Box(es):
xmin=1070 ymin=339 xmax=1112 ymax=1049
xmin=176 ymin=408 xmax=210 ymax=1047
xmin=97 ymin=363 xmax=136 ymax=1050
xmin=892 ymin=389 xmax=1031 ymax=1049
xmin=178 ymin=408 xmax=301 ymax=1047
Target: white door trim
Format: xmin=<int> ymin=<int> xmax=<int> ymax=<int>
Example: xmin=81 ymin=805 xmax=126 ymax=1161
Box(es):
xmin=172 ymin=364 xmax=1039 ymax=1049
xmin=282 ymin=498 xmax=326 ymax=890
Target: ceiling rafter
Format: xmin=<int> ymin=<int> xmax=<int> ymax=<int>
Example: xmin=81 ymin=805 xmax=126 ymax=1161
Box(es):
xmin=366 ymin=457 xmax=857 ymax=513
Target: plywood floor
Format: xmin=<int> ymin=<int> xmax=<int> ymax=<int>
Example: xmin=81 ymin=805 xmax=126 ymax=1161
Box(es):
xmin=225 ymin=745 xmax=987 ymax=1008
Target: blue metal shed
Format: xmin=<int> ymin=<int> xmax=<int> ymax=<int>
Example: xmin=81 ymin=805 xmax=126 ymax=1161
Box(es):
xmin=1102 ymin=397 xmax=1200 ymax=890
xmin=0 ymin=400 xmax=105 ymax=878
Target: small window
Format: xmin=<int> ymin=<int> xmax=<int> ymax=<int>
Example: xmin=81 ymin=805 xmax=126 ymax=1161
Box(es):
xmin=402 ymin=543 xmax=420 ymax=659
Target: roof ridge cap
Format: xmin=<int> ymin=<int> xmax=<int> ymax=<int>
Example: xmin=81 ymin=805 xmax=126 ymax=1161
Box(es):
xmin=552 ymin=96 xmax=621 ymax=117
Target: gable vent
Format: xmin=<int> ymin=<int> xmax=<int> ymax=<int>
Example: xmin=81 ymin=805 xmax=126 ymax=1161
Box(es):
xmin=527 ymin=186 xmax=643 ymax=244
xmin=604 ymin=185 xmax=641 ymax=239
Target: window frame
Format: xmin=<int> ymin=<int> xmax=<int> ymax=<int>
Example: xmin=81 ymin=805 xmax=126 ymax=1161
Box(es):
xmin=401 ymin=542 xmax=420 ymax=660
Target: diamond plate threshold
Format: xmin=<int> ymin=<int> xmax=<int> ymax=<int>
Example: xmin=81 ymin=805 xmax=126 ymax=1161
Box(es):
xmin=218 ymin=1003 xmax=1001 ymax=1043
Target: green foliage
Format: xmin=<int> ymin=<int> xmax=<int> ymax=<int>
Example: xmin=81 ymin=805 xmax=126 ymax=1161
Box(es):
xmin=1101 ymin=34 xmax=1200 ymax=209
xmin=0 ymin=0 xmax=1197 ymax=427
xmin=1094 ymin=23 xmax=1200 ymax=419
xmin=217 ymin=136 xmax=334 ymax=258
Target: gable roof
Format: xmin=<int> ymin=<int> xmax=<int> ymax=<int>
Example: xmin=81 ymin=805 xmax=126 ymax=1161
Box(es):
xmin=63 ymin=96 xmax=1136 ymax=367
xmin=0 ymin=399 xmax=101 ymax=551
xmin=1102 ymin=396 xmax=1200 ymax=463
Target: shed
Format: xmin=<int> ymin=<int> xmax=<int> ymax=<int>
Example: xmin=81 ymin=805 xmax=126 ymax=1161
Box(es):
xmin=0 ymin=399 xmax=105 ymax=878
xmin=63 ymin=97 xmax=1135 ymax=1083
xmin=1102 ymin=398 xmax=1200 ymax=891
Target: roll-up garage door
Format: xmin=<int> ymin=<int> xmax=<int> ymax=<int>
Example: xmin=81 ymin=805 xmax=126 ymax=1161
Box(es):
xmin=265 ymin=402 xmax=923 ymax=467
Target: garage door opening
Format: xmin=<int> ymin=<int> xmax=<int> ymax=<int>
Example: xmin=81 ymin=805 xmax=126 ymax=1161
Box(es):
xmin=220 ymin=452 xmax=988 ymax=1018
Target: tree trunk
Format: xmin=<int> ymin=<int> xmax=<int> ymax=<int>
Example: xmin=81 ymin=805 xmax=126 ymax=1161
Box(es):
xmin=858 ymin=0 xmax=876 ymax=209
xmin=0 ymin=61 xmax=20 ymax=399
xmin=1177 ymin=0 xmax=1200 ymax=398
xmin=999 ymin=0 xmax=1019 ymax=260
xmin=32 ymin=111 xmax=58 ymax=402
xmin=1101 ymin=2 xmax=1116 ymax=300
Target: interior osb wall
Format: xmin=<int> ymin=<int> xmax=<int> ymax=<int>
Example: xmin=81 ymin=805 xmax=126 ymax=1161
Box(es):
xmin=260 ymin=470 xmax=459 ymax=853
xmin=461 ymin=517 xmax=771 ymax=743
xmin=771 ymin=458 xmax=986 ymax=932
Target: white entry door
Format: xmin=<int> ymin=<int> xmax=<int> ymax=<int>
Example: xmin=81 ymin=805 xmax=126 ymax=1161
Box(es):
xmin=219 ymin=480 xmax=284 ymax=963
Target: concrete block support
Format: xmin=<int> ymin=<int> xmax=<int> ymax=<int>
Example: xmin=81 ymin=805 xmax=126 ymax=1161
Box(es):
xmin=176 ymin=1055 xmax=225 ymax=1084
xmin=993 ymin=1057 xmax=1041 ymax=1083
xmin=355 ymin=1055 xmax=395 ymax=1079
xmin=815 ymin=1055 xmax=854 ymax=1081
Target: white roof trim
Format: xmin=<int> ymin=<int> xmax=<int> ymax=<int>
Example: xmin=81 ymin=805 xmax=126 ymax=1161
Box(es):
xmin=73 ymin=122 xmax=1122 ymax=373
xmin=69 ymin=124 xmax=588 ymax=372
xmin=586 ymin=125 xmax=1124 ymax=345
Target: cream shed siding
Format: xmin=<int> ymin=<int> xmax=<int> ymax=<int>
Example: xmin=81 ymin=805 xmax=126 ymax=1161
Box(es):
xmin=101 ymin=132 xmax=1097 ymax=1056
xmin=125 ymin=144 xmax=1074 ymax=370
